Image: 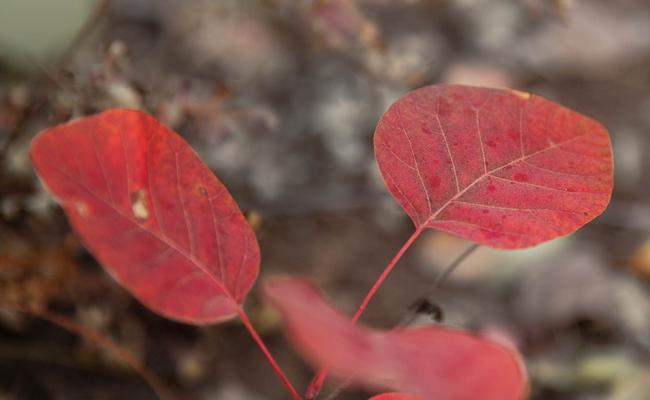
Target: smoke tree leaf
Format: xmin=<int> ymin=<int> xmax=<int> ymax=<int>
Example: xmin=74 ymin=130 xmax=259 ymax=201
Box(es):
xmin=369 ymin=394 xmax=419 ymax=400
xmin=265 ymin=277 xmax=528 ymax=400
xmin=30 ymin=109 xmax=259 ymax=324
xmin=375 ymin=84 xmax=613 ymax=248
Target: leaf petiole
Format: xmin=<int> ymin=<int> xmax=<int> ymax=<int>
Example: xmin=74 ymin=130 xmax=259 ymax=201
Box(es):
xmin=237 ymin=308 xmax=303 ymax=400
xmin=400 ymin=243 xmax=479 ymax=327
xmin=310 ymin=242 xmax=479 ymax=400
xmin=306 ymin=225 xmax=425 ymax=399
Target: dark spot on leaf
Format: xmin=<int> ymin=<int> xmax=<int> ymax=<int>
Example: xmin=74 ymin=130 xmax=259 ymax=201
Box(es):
xmin=421 ymin=124 xmax=433 ymax=135
xmin=481 ymin=228 xmax=497 ymax=239
xmin=514 ymin=173 xmax=528 ymax=182
xmin=429 ymin=175 xmax=441 ymax=188
xmin=487 ymin=140 xmax=496 ymax=148
xmin=196 ymin=186 xmax=208 ymax=196
xmin=482 ymin=209 xmax=489 ymax=214
xmin=487 ymin=184 xmax=496 ymax=192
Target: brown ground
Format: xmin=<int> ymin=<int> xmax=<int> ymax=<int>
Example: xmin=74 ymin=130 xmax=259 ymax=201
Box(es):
xmin=1 ymin=1 xmax=650 ymax=399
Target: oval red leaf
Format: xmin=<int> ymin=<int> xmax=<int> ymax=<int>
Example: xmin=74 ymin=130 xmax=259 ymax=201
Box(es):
xmin=375 ymin=84 xmax=613 ymax=248
xmin=264 ymin=278 xmax=528 ymax=400
xmin=30 ymin=109 xmax=259 ymax=324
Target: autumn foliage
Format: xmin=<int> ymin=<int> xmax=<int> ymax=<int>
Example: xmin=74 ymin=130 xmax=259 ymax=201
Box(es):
xmin=265 ymin=277 xmax=528 ymax=400
xmin=29 ymin=84 xmax=613 ymax=399
xmin=375 ymin=85 xmax=612 ymax=248
xmin=30 ymin=110 xmax=259 ymax=324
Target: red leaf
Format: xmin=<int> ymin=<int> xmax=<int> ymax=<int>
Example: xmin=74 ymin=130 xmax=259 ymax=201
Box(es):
xmin=369 ymin=394 xmax=419 ymax=400
xmin=30 ymin=109 xmax=259 ymax=324
xmin=264 ymin=278 xmax=528 ymax=400
xmin=375 ymin=84 xmax=613 ymax=248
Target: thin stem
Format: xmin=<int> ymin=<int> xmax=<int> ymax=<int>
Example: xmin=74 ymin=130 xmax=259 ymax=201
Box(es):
xmin=432 ymin=243 xmax=479 ymax=293
xmin=352 ymin=225 xmax=425 ymax=323
xmin=401 ymin=243 xmax=479 ymax=327
xmin=306 ymin=226 xmax=425 ymax=399
xmin=237 ymin=308 xmax=302 ymax=400
xmin=322 ymin=242 xmax=481 ymax=400
xmin=4 ymin=306 xmax=173 ymax=400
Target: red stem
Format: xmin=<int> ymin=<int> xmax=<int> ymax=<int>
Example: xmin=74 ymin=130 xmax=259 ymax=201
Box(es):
xmin=5 ymin=306 xmax=173 ymax=400
xmin=306 ymin=226 xmax=425 ymax=399
xmin=350 ymin=225 xmax=425 ymax=323
xmin=237 ymin=308 xmax=302 ymax=400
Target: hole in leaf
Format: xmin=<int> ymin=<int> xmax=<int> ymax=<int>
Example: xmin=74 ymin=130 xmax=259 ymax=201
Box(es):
xmin=130 ymin=189 xmax=149 ymax=221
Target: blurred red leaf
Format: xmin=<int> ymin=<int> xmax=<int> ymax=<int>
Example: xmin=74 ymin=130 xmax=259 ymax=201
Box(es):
xmin=375 ymin=84 xmax=613 ymax=248
xmin=30 ymin=109 xmax=259 ymax=324
xmin=369 ymin=394 xmax=419 ymax=400
xmin=264 ymin=278 xmax=528 ymax=400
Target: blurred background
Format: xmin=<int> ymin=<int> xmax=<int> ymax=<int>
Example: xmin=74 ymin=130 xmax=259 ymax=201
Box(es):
xmin=1 ymin=0 xmax=649 ymax=399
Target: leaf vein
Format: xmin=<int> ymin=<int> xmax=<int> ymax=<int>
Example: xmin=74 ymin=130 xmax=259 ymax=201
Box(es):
xmin=89 ymin=123 xmax=117 ymax=206
xmin=473 ymin=92 xmax=494 ymax=174
xmin=487 ymin=174 xmax=607 ymax=194
xmin=146 ymin=132 xmax=166 ymax=238
xmin=425 ymin=132 xmax=593 ymax=225
xmin=434 ymin=95 xmax=460 ymax=192
xmin=382 ymin=133 xmax=417 ymax=171
xmin=433 ymin=218 xmax=528 ymax=238
xmin=118 ymin=119 xmax=132 ymax=207
xmin=522 ymin=161 xmax=604 ymax=178
xmin=232 ymin=232 xmax=248 ymax=301
xmin=397 ymin=104 xmax=433 ymax=214
xmin=382 ymin=166 xmax=421 ymax=226
xmin=201 ymin=168 xmax=226 ymax=284
xmin=452 ymin=200 xmax=578 ymax=214
xmin=169 ymin=138 xmax=196 ymax=258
